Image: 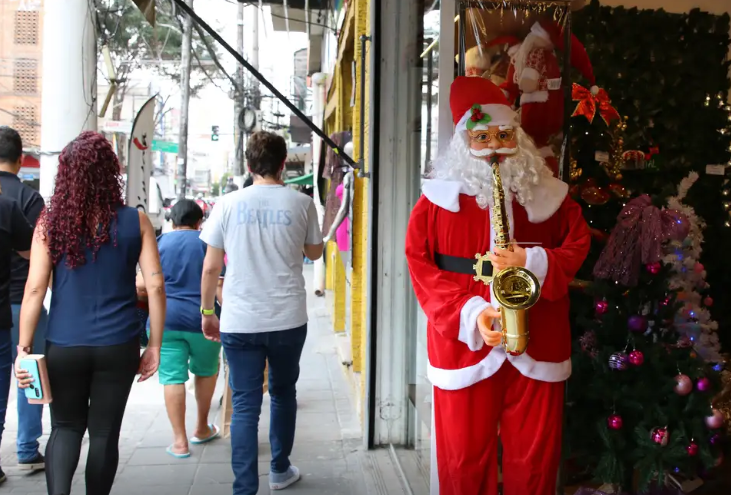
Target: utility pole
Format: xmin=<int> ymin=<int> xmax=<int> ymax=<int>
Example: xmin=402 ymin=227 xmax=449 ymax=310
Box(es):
xmin=311 ymin=73 xmax=328 ymax=296
xmin=39 ymin=0 xmax=97 ymax=200
xmin=177 ymin=0 xmax=194 ymax=199
xmin=233 ymin=1 xmax=245 ymax=184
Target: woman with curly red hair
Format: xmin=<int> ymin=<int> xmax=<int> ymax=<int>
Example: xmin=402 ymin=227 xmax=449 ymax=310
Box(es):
xmin=13 ymin=131 xmax=166 ymax=495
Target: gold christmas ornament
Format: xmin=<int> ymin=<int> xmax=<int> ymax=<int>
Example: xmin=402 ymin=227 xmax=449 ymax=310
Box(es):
xmin=713 ymin=363 xmax=731 ymax=436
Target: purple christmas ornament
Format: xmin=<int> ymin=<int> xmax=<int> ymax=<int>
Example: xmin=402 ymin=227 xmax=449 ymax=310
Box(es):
xmin=629 ymin=315 xmax=649 ymax=332
xmin=696 ymin=377 xmax=711 ymax=392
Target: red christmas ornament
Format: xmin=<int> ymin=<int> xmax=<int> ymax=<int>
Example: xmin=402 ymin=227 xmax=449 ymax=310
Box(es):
xmin=687 ymin=441 xmax=699 ymax=456
xmin=646 ymin=262 xmax=661 ymax=275
xmin=704 ymin=296 xmax=714 ymax=307
xmin=595 ymin=299 xmax=609 ymax=316
xmin=694 ymin=263 xmax=705 ymax=274
xmin=607 ymin=414 xmax=623 ymax=430
xmin=651 ymin=426 xmax=670 ymax=446
xmin=628 ymin=350 xmax=644 ymax=366
xmin=697 ymin=377 xmax=711 ymax=393
xmin=581 ymin=186 xmax=611 ymax=206
xmin=674 ymin=374 xmax=693 ymax=396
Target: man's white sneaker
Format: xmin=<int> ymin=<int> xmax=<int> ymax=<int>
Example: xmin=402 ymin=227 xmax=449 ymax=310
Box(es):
xmin=269 ymin=465 xmax=301 ymax=490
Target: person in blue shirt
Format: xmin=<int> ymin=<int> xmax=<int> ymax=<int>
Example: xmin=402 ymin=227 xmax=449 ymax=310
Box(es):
xmin=137 ymin=199 xmax=222 ymax=458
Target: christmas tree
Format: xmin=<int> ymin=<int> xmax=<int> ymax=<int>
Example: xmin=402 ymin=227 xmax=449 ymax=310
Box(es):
xmin=566 ymin=177 xmax=724 ymax=492
xmin=568 ymin=86 xmax=628 ymax=281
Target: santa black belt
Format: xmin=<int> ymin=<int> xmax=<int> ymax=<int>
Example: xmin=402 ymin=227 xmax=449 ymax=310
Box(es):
xmin=434 ymin=252 xmax=493 ymax=279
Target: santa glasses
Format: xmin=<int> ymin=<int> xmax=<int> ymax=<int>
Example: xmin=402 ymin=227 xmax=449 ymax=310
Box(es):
xmin=468 ymin=128 xmax=515 ymax=144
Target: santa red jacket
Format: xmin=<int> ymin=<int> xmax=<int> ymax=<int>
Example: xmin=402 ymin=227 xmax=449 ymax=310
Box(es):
xmin=405 ymin=177 xmax=590 ymax=390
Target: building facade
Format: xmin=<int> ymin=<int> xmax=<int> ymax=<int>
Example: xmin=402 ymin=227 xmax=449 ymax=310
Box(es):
xmin=0 ymin=0 xmax=43 ymax=149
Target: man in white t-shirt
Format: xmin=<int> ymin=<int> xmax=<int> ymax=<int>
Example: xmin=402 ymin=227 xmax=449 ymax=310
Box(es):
xmin=199 ymin=131 xmax=323 ymax=495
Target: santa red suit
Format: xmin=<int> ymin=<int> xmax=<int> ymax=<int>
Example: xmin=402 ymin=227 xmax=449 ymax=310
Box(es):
xmin=504 ymin=20 xmax=597 ymax=177
xmin=406 ymin=77 xmax=590 ymax=495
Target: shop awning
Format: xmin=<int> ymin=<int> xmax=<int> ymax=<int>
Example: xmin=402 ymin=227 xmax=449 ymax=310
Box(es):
xmin=284 ymin=173 xmax=313 ymax=186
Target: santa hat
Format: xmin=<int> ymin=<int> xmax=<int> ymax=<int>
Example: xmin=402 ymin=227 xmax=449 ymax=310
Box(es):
xmin=532 ymin=20 xmax=597 ymax=91
xmin=451 ymin=76 xmax=518 ymax=132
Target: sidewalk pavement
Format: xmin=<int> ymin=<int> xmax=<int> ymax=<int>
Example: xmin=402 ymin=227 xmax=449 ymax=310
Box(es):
xmin=1 ymin=267 xmax=409 ymax=494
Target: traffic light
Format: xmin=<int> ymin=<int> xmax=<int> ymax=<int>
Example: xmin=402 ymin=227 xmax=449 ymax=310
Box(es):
xmin=211 ymin=125 xmax=220 ymax=141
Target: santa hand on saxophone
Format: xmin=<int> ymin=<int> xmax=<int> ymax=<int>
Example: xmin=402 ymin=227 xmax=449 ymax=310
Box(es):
xmin=405 ymin=76 xmax=591 ymax=495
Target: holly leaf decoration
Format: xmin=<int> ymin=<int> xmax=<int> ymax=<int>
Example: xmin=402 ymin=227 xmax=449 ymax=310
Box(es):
xmin=466 ymin=104 xmax=492 ymax=130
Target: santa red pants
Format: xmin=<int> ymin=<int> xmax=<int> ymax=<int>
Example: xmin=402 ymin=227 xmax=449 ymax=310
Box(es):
xmin=432 ymin=361 xmax=564 ymax=495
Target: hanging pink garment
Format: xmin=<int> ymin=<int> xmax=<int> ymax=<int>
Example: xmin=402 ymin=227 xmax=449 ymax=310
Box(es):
xmin=335 ymin=184 xmax=350 ymax=252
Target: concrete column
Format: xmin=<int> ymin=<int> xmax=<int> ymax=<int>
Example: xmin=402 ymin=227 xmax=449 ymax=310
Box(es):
xmin=311 ymin=72 xmax=328 ymax=296
xmin=39 ymin=0 xmax=97 ymax=199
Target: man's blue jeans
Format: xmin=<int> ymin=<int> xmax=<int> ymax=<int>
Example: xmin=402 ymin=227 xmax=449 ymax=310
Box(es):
xmin=0 ymin=330 xmax=12 ymax=466
xmin=221 ymin=325 xmax=307 ymax=495
xmin=11 ymin=304 xmax=47 ymax=462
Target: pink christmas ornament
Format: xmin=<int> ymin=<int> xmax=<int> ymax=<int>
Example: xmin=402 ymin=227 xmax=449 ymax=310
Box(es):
xmin=607 ymin=414 xmax=623 ymax=430
xmin=646 ymin=262 xmax=661 ymax=275
xmin=629 ymin=350 xmax=644 ymax=366
xmin=694 ymin=263 xmax=705 ymax=274
xmin=706 ymin=408 xmax=724 ymax=429
xmin=704 ymin=296 xmax=714 ymax=307
xmin=697 ymin=377 xmax=711 ymax=393
xmin=595 ymin=299 xmax=609 ymax=316
xmin=674 ymin=374 xmax=693 ymax=396
xmin=651 ymin=426 xmax=669 ymax=446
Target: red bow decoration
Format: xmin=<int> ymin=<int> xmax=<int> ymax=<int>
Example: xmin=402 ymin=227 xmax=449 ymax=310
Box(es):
xmin=645 ymin=146 xmax=660 ymax=161
xmin=571 ymin=84 xmax=621 ymax=125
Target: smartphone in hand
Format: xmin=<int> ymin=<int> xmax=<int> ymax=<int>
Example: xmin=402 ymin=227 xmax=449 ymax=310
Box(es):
xmin=20 ymin=355 xmax=53 ymax=404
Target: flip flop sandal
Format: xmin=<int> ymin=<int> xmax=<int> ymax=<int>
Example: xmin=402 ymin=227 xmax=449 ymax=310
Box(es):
xmin=166 ymin=445 xmax=191 ymax=459
xmin=190 ymin=424 xmax=220 ymax=445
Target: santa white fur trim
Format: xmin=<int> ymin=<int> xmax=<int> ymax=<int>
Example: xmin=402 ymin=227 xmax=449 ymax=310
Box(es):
xmin=525 ymin=247 xmax=548 ymax=287
xmin=530 ymin=21 xmax=552 ymax=44
xmin=422 ymin=176 xmax=567 ymax=223
xmin=427 ymin=348 xmax=571 ymax=390
xmin=520 ymin=90 xmax=550 ymax=104
xmin=508 ymin=43 xmax=521 ymax=57
xmin=459 ymin=296 xmax=491 ymax=351
xmin=455 ymin=104 xmax=518 ymax=132
xmin=522 ymin=67 xmax=541 ymax=81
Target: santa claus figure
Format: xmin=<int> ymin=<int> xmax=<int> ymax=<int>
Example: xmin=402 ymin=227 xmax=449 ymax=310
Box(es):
xmin=504 ymin=20 xmax=597 ymax=176
xmin=463 ymin=37 xmax=521 ymax=88
xmin=405 ymin=76 xmax=590 ymax=495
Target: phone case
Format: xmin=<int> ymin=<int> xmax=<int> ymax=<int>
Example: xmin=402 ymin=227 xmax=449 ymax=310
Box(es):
xmin=20 ymin=355 xmax=52 ymax=404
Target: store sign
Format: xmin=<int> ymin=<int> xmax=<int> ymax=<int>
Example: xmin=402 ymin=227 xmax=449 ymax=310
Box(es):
xmin=152 ymin=140 xmax=179 ymax=154
xmin=102 ymin=119 xmax=133 ymax=134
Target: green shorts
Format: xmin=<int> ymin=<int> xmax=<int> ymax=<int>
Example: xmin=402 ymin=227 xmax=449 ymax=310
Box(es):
xmin=152 ymin=329 xmax=222 ymax=385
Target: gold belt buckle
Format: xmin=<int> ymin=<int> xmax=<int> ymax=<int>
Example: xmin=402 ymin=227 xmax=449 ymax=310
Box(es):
xmin=473 ymin=252 xmax=492 ymax=286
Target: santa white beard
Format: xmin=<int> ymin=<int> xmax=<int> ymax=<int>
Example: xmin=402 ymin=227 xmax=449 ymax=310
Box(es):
xmin=428 ymin=127 xmax=553 ymax=210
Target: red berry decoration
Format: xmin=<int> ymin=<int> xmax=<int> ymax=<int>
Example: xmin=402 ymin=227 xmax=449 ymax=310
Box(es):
xmin=628 ymin=350 xmax=644 ymax=366
xmin=595 ymin=299 xmax=609 ymax=316
xmin=651 ymin=427 xmax=670 ymax=446
xmin=687 ymin=441 xmax=699 ymax=456
xmin=696 ymin=377 xmax=711 ymax=392
xmin=607 ymin=414 xmax=623 ymax=430
xmin=646 ymin=262 xmax=661 ymax=275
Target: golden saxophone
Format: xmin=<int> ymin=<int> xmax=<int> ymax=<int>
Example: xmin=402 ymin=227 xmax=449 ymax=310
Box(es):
xmin=488 ymin=154 xmax=541 ymax=356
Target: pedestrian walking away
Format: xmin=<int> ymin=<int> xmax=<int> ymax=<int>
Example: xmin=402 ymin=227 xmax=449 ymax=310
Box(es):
xmin=199 ymin=131 xmax=324 ymax=495
xmin=136 ymin=199 xmax=222 ymax=459
xmin=14 ymin=131 xmax=166 ymax=495
xmin=0 ymin=179 xmax=34 ymax=486
xmin=0 ymin=126 xmax=48 ymax=472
